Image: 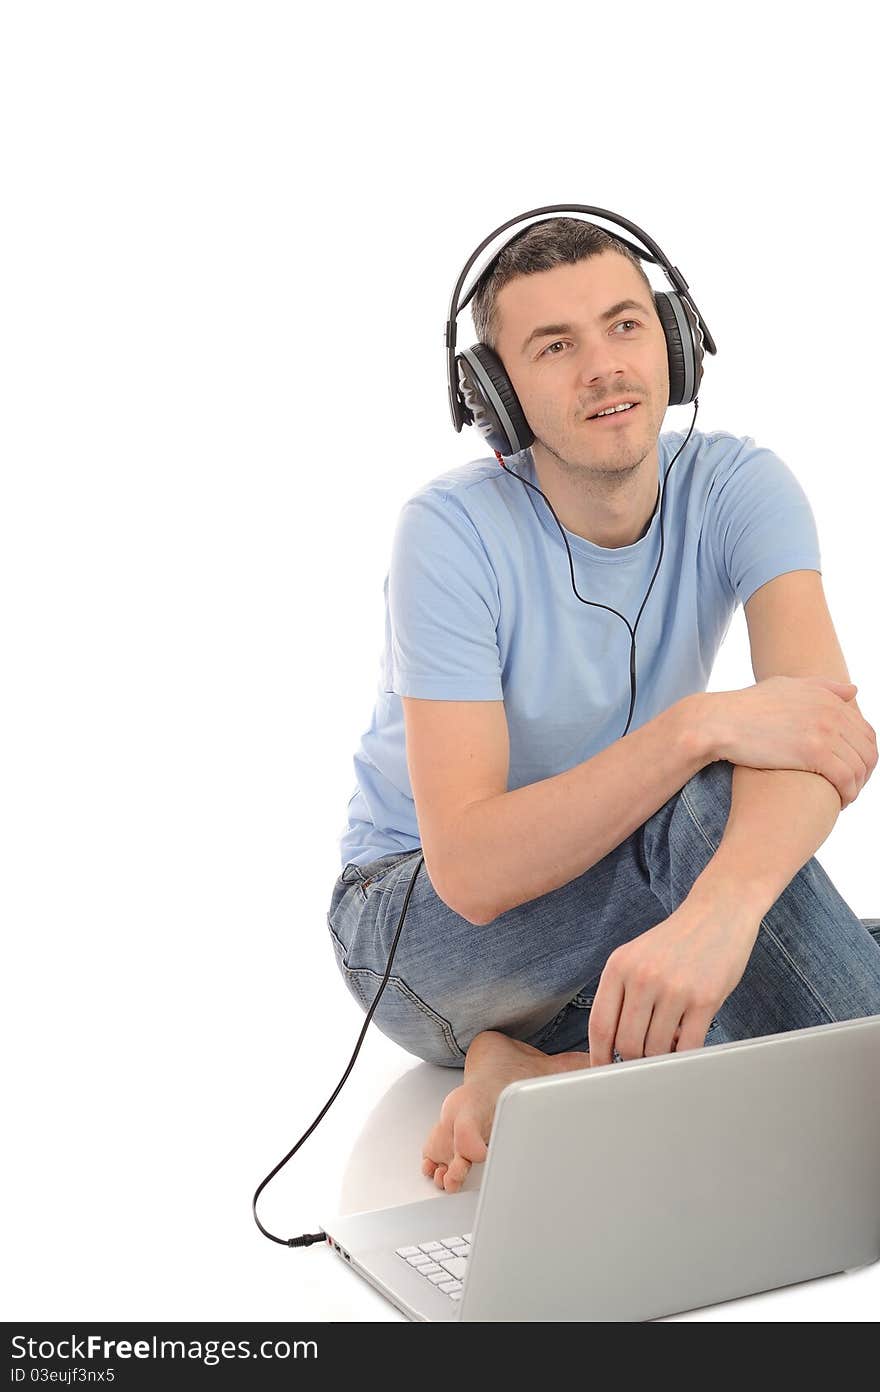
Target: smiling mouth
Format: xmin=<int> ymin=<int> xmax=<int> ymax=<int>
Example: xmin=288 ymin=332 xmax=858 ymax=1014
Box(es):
xmin=586 ymin=403 xmax=641 ymax=424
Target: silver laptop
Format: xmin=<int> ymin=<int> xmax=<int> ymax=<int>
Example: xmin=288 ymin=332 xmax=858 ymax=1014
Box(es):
xmin=320 ymin=1016 xmax=880 ymax=1321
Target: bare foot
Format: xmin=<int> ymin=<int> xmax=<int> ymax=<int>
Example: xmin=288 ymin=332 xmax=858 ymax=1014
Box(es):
xmin=421 ymin=1029 xmax=590 ymax=1193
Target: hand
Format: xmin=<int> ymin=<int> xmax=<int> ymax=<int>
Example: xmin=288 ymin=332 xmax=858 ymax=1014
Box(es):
xmin=709 ymin=676 xmax=878 ymax=810
xmin=587 ymin=900 xmax=759 ymax=1067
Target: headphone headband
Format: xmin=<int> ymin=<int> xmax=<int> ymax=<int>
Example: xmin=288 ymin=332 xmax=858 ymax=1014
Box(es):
xmin=445 ymin=203 xmax=717 ymax=435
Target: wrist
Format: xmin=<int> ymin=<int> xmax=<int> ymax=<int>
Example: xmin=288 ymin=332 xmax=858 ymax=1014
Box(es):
xmin=683 ymin=852 xmax=770 ymax=929
xmin=676 ymin=691 xmax=723 ymax=766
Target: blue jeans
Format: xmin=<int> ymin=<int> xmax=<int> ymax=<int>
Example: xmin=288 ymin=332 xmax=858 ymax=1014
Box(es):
xmin=326 ymin=761 xmax=880 ymax=1067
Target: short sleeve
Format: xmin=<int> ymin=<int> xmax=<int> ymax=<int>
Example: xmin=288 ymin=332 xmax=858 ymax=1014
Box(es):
xmin=710 ymin=435 xmax=822 ymax=607
xmin=383 ymin=491 xmax=503 ymax=700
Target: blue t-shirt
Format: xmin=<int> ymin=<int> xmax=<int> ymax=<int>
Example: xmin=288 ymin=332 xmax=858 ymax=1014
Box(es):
xmin=338 ymin=428 xmax=821 ymax=869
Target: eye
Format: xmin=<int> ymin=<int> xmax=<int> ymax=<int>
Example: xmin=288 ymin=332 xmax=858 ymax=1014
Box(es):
xmin=539 ymin=320 xmax=640 ymax=357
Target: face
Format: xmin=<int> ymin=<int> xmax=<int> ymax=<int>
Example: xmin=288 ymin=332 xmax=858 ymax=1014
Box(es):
xmin=493 ymin=251 xmax=669 ymax=473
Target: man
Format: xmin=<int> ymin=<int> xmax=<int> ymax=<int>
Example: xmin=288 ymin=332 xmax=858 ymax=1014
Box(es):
xmin=326 ymin=217 xmax=880 ymax=1197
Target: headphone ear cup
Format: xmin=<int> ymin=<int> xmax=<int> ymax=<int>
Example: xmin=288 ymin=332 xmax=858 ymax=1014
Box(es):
xmin=655 ymin=291 xmax=705 ymax=406
xmin=456 ymin=343 xmax=534 ymax=456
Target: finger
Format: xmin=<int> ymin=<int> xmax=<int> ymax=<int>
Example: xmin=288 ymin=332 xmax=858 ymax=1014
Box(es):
xmin=588 ymin=973 xmax=625 ymax=1068
xmin=835 ymin=737 xmax=870 ymax=798
xmin=674 ymin=1006 xmax=718 ymax=1055
xmin=817 ymin=749 xmax=860 ymax=808
xmin=614 ymin=989 xmax=657 ymax=1061
xmin=841 ymin=717 xmax=878 ymax=777
xmin=643 ymin=995 xmax=687 ymax=1058
xmin=815 ymin=678 xmax=857 ymax=694
xmin=832 ymin=743 xmax=867 ymax=804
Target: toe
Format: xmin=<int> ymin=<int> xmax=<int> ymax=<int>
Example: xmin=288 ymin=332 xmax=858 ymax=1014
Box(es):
xmin=442 ymin=1152 xmax=471 ymax=1192
xmin=433 ymin=1164 xmax=448 ymax=1190
xmin=423 ymin=1118 xmax=453 ymax=1168
xmin=453 ymin=1112 xmax=489 ymax=1167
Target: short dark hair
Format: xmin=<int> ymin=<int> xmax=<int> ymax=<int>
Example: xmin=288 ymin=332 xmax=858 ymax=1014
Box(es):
xmin=469 ymin=217 xmax=656 ymax=354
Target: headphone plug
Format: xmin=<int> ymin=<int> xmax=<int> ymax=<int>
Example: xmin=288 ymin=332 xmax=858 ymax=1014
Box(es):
xmin=287 ymin=1231 xmax=327 ymax=1248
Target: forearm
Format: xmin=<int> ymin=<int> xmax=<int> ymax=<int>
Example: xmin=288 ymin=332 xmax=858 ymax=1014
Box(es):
xmin=684 ymin=764 xmax=842 ymax=923
xmin=451 ymin=694 xmax=712 ymax=925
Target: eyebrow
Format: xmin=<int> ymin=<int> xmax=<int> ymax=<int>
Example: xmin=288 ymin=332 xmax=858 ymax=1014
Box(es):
xmin=520 ymin=299 xmax=652 ymax=355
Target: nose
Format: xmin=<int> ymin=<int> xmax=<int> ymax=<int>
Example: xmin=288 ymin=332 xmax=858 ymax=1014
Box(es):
xmin=574 ymin=334 xmax=629 ymax=386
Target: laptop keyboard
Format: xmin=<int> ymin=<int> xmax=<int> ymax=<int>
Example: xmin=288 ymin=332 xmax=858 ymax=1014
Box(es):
xmin=395 ymin=1233 xmax=472 ymax=1300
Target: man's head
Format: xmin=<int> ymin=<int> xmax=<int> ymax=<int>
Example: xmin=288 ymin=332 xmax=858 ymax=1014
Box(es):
xmin=470 ymin=218 xmax=669 ymax=481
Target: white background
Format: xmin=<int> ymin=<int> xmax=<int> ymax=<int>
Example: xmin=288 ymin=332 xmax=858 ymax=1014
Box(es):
xmin=2 ymin=0 xmax=878 ymax=1324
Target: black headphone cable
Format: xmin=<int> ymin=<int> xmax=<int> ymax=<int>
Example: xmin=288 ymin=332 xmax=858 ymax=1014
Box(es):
xmin=496 ymin=399 xmax=699 ymax=739
xmin=252 ymin=828 xmax=427 ymax=1246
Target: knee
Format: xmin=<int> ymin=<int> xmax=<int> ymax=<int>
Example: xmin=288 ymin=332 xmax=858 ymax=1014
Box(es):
xmin=642 ymin=759 xmax=735 ymax=869
xmin=673 ymin=758 xmax=735 ymax=849
xmin=681 ymin=758 xmax=734 ymax=821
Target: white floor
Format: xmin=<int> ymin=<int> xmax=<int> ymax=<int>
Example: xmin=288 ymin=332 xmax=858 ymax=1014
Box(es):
xmin=8 ymin=929 xmax=880 ymax=1319
xmin=6 ymin=870 xmax=879 ymax=1325
xmin=261 ymin=1030 xmax=880 ymax=1323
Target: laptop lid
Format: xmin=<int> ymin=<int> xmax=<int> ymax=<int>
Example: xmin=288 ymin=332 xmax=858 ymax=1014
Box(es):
xmin=458 ymin=1016 xmax=880 ymax=1320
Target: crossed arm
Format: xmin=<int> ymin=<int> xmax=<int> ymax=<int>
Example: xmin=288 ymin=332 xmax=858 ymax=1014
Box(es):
xmin=687 ymin=569 xmax=867 ymax=923
xmin=587 ymin=569 xmax=878 ymax=1065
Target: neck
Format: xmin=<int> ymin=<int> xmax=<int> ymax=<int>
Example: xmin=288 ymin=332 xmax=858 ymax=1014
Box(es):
xmin=528 ymin=440 xmax=660 ymax=548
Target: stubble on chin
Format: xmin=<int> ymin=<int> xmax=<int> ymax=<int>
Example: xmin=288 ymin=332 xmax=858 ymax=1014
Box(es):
xmin=538 ymin=422 xmax=645 ymax=480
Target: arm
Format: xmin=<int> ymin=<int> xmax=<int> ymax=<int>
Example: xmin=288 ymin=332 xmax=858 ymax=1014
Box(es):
xmin=406 ymin=692 xmax=714 ymax=927
xmin=684 ymin=765 xmax=842 ymax=923
xmin=684 ymin=570 xmax=872 ymax=922
xmin=586 ymin=569 xmax=877 ymax=1066
xmin=405 ymin=575 xmax=872 ymax=929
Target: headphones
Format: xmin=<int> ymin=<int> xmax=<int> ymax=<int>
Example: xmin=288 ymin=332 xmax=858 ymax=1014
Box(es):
xmin=254 ymin=205 xmax=719 ymax=1246
xmin=446 ymin=201 xmax=716 ymax=456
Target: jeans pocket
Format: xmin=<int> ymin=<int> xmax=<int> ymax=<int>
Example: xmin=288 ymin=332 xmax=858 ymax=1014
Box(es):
xmin=328 ymin=919 xmax=349 ymax=971
xmin=343 ymin=850 xmax=421 ymax=903
xmin=327 ymin=919 xmax=464 ymax=1066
